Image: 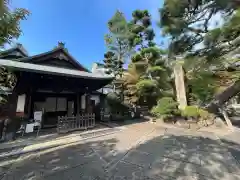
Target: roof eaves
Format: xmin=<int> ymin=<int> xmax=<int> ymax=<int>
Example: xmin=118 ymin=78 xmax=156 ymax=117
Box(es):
xmin=0 ymin=59 xmax=114 ymax=80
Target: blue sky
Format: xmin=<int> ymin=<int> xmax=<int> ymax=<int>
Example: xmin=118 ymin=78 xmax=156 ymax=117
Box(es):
xmin=12 ymin=0 xmax=165 ymax=70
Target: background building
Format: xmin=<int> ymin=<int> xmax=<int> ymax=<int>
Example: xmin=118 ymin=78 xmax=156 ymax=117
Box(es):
xmin=92 ymin=62 xmax=115 ymax=94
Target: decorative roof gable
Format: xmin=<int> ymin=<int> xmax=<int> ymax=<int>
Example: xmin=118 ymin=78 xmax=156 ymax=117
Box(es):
xmin=16 ymin=43 xmax=89 ymax=72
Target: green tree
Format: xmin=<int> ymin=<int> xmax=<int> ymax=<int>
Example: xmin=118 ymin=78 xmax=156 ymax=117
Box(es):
xmin=182 ymin=55 xmax=240 ymax=112
xmin=128 ymin=10 xmax=155 ymax=49
xmin=123 ymin=47 xmax=172 ymax=107
xmin=0 ymin=0 xmax=29 ymax=103
xmin=0 ymin=0 xmax=30 ymax=47
xmin=123 ymin=64 xmax=141 ymax=105
xmin=103 ymin=51 xmax=124 ymax=96
xmin=160 ymin=0 xmax=240 ymax=112
xmin=104 ymin=10 xmax=134 ymax=100
xmin=159 ymin=0 xmax=239 ymax=59
xmin=103 ymin=51 xmax=123 ymax=77
xmin=182 ymin=54 xmax=240 ymax=106
xmin=103 ymin=9 xmax=159 ymax=102
xmin=104 ymin=10 xmax=132 ymax=76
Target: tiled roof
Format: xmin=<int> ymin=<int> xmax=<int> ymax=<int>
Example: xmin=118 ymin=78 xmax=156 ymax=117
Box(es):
xmin=0 ymin=59 xmax=114 ymax=80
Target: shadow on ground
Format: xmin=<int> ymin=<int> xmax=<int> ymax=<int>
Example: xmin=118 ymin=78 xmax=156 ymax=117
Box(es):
xmin=1 ymin=129 xmax=240 ymax=180
xmin=232 ymin=120 xmax=240 ymax=128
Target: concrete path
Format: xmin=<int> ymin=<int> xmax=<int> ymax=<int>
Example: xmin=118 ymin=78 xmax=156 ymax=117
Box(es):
xmin=1 ymin=121 xmax=240 ymax=180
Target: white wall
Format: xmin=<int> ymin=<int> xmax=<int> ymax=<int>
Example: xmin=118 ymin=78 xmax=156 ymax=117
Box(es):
xmin=90 ymin=95 xmax=100 ymax=105
xmin=16 ymin=94 xmax=26 ymax=112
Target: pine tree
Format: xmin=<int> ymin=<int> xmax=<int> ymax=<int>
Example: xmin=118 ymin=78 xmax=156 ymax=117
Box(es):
xmin=128 ymin=10 xmax=155 ymax=50
xmin=124 ymin=47 xmax=172 ymax=107
xmin=103 ymin=10 xmax=133 ymax=99
xmin=160 ymin=0 xmax=240 ymax=112
xmin=103 ymin=51 xmax=124 ymax=78
xmin=159 ymin=0 xmax=239 ymax=59
xmin=104 ymin=10 xmax=132 ymax=70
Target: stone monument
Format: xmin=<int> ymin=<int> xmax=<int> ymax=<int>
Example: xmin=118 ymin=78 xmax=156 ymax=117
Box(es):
xmin=174 ymin=63 xmax=187 ymax=110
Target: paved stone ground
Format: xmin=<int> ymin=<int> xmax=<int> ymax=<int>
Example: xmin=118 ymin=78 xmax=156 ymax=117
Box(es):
xmin=218 ymin=128 xmax=240 ymax=164
xmin=1 ymin=122 xmax=240 ymax=180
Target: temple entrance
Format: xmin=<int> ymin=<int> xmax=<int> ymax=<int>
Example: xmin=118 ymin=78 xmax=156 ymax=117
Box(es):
xmin=32 ymin=92 xmax=79 ymax=128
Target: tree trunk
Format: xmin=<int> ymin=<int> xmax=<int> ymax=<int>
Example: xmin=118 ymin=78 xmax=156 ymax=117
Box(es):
xmin=207 ymin=80 xmax=240 ymax=113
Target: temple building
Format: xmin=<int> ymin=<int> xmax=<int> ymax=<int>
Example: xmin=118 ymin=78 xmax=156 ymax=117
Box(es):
xmin=0 ymin=43 xmax=113 ymax=128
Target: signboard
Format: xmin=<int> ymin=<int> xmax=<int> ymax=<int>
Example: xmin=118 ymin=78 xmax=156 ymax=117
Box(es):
xmin=25 ymin=123 xmax=34 ymax=133
xmin=34 ymin=111 xmax=42 ymax=122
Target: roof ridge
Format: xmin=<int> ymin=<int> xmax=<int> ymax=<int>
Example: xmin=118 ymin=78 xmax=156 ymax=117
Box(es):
xmin=16 ymin=47 xmax=61 ymax=61
xmin=16 ymin=47 xmax=90 ymax=72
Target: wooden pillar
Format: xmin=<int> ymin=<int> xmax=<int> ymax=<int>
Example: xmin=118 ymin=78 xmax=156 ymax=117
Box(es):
xmin=85 ymin=87 xmax=91 ymax=113
xmin=86 ymin=94 xmax=90 ymax=113
xmin=27 ymin=95 xmax=32 ymax=118
xmin=24 ymin=87 xmax=32 ymax=119
xmin=77 ymin=93 xmax=80 ymax=115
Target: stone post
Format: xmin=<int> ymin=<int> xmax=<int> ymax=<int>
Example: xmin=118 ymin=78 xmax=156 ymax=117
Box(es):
xmin=174 ymin=63 xmax=187 ymax=110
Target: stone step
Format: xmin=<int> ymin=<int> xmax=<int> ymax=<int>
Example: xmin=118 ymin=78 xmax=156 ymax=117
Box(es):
xmin=80 ymin=128 xmax=121 ymax=139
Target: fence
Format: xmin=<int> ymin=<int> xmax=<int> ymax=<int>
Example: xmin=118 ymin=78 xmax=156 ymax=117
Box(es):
xmin=57 ymin=113 xmax=95 ymax=133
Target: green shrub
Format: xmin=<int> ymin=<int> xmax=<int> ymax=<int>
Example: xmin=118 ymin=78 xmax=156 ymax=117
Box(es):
xmin=198 ymin=108 xmax=209 ymax=119
xmin=106 ymin=92 xmax=120 ymax=102
xmin=181 ymin=106 xmax=199 ymax=119
xmin=151 ymin=97 xmax=180 ymax=120
xmin=136 ymin=79 xmax=159 ymax=96
xmin=198 ymin=108 xmax=215 ymax=120
xmin=105 ymin=92 xmax=129 ymax=117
